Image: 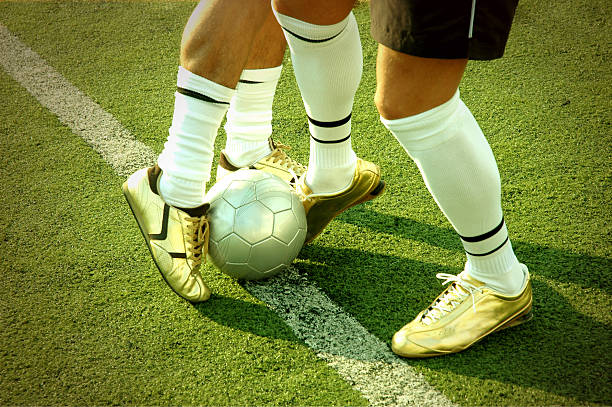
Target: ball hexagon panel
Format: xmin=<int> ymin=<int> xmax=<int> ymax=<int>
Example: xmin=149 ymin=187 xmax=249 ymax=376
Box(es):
xmin=217 ymin=233 xmax=252 ymax=263
xmin=290 ymin=192 xmax=307 ymax=230
xmin=234 ymin=201 xmax=274 ymax=244
xmin=207 ymin=234 xmax=230 ymax=269
xmin=222 ymin=180 xmax=257 ymax=208
xmin=221 ymin=262 xmax=259 ymax=280
xmin=287 ymin=227 xmax=307 ymax=258
xmin=208 ymin=198 xmax=236 ymax=242
xmin=257 ymin=190 xmax=294 ymax=213
xmin=255 ymin=176 xmax=291 ymax=196
xmin=272 ymin=209 xmax=302 ymax=244
xmin=249 ymin=236 xmax=292 ymax=272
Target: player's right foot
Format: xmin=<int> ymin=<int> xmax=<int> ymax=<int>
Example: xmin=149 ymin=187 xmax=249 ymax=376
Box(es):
xmin=297 ymin=158 xmax=385 ymax=244
xmin=122 ymin=165 xmax=211 ymax=303
xmin=391 ymin=265 xmax=533 ymax=358
xmin=216 ymin=137 xmax=307 ymax=185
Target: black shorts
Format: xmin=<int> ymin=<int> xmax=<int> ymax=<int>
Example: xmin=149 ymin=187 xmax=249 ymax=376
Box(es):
xmin=370 ymin=0 xmax=519 ymax=60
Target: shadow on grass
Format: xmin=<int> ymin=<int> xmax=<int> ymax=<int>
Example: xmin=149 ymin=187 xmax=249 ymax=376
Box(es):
xmin=191 ymin=206 xmax=611 ymax=404
xmin=337 ymin=205 xmax=612 ymax=294
xmin=193 ymin=294 xmax=301 ymax=343
xmin=293 ymin=209 xmax=611 ymax=405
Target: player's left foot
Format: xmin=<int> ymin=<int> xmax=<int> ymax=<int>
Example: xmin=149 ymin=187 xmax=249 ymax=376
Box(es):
xmin=391 ymin=264 xmax=533 ymax=358
xmin=122 ymin=166 xmax=211 ymax=303
xmin=216 ymin=137 xmax=306 ymax=185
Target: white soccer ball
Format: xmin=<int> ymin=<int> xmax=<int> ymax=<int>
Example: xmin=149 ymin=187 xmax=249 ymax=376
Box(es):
xmin=204 ymin=169 xmax=307 ymax=280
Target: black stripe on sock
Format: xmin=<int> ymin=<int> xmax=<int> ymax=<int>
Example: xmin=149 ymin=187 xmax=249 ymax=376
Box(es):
xmin=459 ymin=217 xmax=505 ymax=243
xmin=281 ymin=26 xmax=342 ymax=43
xmin=176 ymin=87 xmax=229 ymax=105
xmin=307 ymin=113 xmax=352 ymax=128
xmin=310 ymin=134 xmax=351 ymax=144
xmin=465 ymin=236 xmax=509 ymax=257
xmin=239 ymin=79 xmax=263 ymax=84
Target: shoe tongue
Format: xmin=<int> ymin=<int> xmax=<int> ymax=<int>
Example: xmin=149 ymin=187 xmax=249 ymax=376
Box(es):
xmin=178 ymin=203 xmax=209 ymax=218
xmin=451 ymin=281 xmax=470 ymax=297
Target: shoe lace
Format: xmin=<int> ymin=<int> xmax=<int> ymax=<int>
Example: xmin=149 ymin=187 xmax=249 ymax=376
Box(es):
xmin=420 ymin=273 xmax=483 ymax=326
xmin=295 ymin=178 xmax=314 ymax=203
xmin=184 ymin=215 xmax=209 ymax=272
xmin=264 ymin=142 xmax=307 ymax=176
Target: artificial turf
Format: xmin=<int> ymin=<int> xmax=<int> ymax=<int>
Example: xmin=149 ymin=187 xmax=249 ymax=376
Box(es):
xmin=0 ymin=68 xmax=367 ymax=405
xmin=1 ymin=0 xmax=610 ymax=405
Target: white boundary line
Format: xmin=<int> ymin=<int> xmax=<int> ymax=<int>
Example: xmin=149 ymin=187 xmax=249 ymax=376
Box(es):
xmin=0 ymin=23 xmax=454 ymax=407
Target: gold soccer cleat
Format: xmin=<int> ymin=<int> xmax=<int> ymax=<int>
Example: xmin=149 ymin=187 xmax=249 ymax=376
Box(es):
xmin=392 ymin=265 xmax=533 ymax=358
xmin=297 ymin=158 xmax=385 ymax=244
xmin=216 ymin=137 xmax=306 ymax=185
xmin=122 ymin=165 xmax=211 ymax=303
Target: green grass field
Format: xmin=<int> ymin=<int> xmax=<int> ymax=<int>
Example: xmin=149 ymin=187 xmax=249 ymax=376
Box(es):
xmin=0 ymin=0 xmax=610 ymax=405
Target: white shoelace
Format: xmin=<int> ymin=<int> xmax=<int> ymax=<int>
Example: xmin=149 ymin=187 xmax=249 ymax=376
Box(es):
xmin=264 ymin=142 xmax=306 ymax=174
xmin=421 ymin=273 xmax=484 ymax=326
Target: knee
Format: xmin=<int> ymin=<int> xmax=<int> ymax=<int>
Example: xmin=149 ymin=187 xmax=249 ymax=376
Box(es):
xmin=179 ymin=41 xmax=197 ymax=72
xmin=375 ymin=86 xmax=404 ymax=121
xmin=272 ymin=0 xmax=355 ymax=24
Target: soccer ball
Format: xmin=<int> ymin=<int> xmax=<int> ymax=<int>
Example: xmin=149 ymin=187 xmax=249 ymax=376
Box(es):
xmin=204 ymin=169 xmax=307 ymax=280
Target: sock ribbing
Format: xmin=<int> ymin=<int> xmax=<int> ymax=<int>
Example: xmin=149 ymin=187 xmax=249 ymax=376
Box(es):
xmin=381 ymin=90 xmax=503 ymax=236
xmin=273 ymin=11 xmax=350 ymax=43
xmin=382 ymin=91 xmax=524 ymax=294
xmin=157 ymin=67 xmax=234 ymax=208
xmin=274 ymin=10 xmax=361 ymax=193
xmin=223 ymin=66 xmax=282 ymax=167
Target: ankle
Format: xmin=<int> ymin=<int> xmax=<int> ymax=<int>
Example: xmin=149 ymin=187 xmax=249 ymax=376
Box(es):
xmin=305 ymin=159 xmax=356 ymax=195
xmin=466 ymin=259 xmax=526 ymax=296
xmin=223 ymin=140 xmax=272 ymax=167
xmin=158 ymin=172 xmax=206 ymax=209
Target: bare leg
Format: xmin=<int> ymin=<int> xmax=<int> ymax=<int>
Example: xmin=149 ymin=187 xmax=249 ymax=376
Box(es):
xmin=377 ymin=45 xmax=524 ymax=296
xmin=375 ymin=44 xmax=467 ymax=119
xmin=271 ymin=0 xmax=384 ymax=246
xmin=380 ymin=45 xmax=529 ymax=358
xmin=273 ymin=0 xmax=356 ymax=25
xmin=244 ymin=8 xmax=287 ymax=70
xmin=158 ymin=0 xmax=285 ymax=208
xmin=273 ymin=0 xmax=363 ymax=195
xmin=180 ymin=0 xmax=274 ymax=88
xmin=125 ymin=0 xmax=291 ymax=304
xmin=218 ymin=7 xmax=299 ymax=174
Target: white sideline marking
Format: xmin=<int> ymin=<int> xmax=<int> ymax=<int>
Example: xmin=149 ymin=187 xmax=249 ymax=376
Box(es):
xmin=0 ymin=25 xmax=155 ymax=176
xmin=246 ymin=270 xmax=454 ymax=406
xmin=0 ymin=24 xmax=454 ymax=407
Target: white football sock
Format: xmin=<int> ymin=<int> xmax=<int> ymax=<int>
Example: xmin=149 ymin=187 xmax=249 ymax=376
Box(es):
xmin=158 ymin=66 xmax=235 ymax=208
xmin=273 ymin=10 xmax=361 ymax=194
xmin=223 ymin=66 xmax=283 ymax=167
xmin=381 ymin=90 xmax=524 ymax=295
